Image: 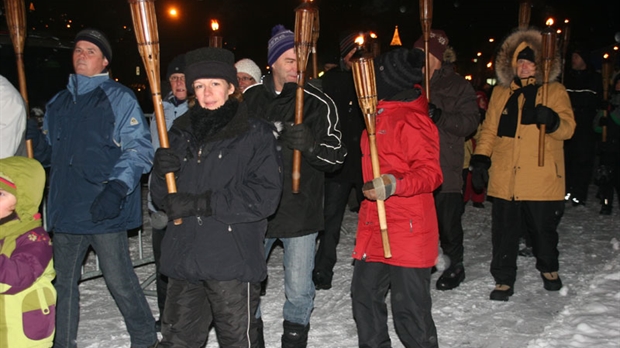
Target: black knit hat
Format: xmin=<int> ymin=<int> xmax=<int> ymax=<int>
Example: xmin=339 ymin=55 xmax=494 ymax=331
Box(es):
xmin=166 ymin=54 xmax=186 ymax=79
xmin=184 ymin=47 xmax=238 ymax=93
xmin=75 ymin=28 xmax=112 ymax=62
xmin=516 ymin=46 xmax=535 ymax=63
xmin=374 ymin=47 xmax=425 ymax=100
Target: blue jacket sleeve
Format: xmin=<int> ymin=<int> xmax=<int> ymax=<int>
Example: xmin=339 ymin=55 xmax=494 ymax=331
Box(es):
xmin=106 ymin=86 xmax=154 ymax=195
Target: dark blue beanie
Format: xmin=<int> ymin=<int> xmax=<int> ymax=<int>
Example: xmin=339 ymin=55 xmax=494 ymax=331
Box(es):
xmin=268 ymin=25 xmax=295 ymax=66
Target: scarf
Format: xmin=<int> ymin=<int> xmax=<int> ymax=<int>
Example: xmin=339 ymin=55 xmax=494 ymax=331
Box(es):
xmin=497 ymin=78 xmax=539 ymax=138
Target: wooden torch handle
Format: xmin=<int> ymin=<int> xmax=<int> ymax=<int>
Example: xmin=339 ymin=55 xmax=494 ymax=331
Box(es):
xmin=128 ymin=0 xmax=181 ymax=225
xmin=601 ymin=60 xmax=612 ymax=142
xmin=4 ymin=0 xmax=33 ymax=158
xmin=311 ymin=11 xmax=320 ymax=79
xmin=351 ymin=56 xmax=392 ymax=259
xmin=292 ymin=1 xmax=317 ymax=193
xmin=518 ymin=0 xmax=531 ymax=30
xmin=419 ymin=0 xmax=433 ymax=102
xmin=539 ymin=25 xmax=556 ymax=167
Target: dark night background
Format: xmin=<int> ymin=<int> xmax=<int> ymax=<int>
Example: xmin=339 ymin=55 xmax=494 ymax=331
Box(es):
xmin=1 ymin=0 xmax=619 ymax=113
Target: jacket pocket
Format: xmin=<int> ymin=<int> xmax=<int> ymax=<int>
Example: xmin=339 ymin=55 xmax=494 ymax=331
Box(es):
xmin=22 ymin=287 xmax=55 ymax=340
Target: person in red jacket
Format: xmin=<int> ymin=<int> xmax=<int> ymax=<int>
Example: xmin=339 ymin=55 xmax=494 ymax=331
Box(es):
xmin=351 ymin=47 xmax=443 ymax=348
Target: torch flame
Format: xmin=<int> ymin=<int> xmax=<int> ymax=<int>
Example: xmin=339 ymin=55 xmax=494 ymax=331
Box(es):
xmin=211 ymin=20 xmax=219 ymax=31
xmin=355 ymin=35 xmax=364 ymax=46
xmin=545 ymin=18 xmax=554 ymax=27
xmin=603 ymin=53 xmax=609 ymax=59
xmin=369 ymin=32 xmax=377 ymax=39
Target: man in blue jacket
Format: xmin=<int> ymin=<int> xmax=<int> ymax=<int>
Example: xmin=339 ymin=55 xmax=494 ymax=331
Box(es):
xmin=33 ymin=28 xmax=157 ymax=348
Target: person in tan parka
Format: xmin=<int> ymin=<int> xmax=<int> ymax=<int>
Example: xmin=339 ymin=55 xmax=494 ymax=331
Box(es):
xmin=469 ymin=28 xmax=576 ymax=301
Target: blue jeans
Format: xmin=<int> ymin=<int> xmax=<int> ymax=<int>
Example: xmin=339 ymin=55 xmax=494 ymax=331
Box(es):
xmin=263 ymin=233 xmax=317 ymax=325
xmin=53 ymin=231 xmax=157 ymax=348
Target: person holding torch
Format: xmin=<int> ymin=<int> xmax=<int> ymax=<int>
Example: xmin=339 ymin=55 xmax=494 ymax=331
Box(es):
xmin=350 ymin=47 xmax=442 ymax=348
xmin=470 ymin=28 xmax=575 ymax=301
xmin=243 ymin=24 xmax=345 ymax=347
xmin=150 ymin=47 xmax=283 ymax=347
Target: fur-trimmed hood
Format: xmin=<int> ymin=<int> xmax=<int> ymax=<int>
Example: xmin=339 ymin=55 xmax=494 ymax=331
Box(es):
xmin=495 ymin=28 xmax=561 ymax=87
xmin=442 ymin=46 xmax=457 ymax=64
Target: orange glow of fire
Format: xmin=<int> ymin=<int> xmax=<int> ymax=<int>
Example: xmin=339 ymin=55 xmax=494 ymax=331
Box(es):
xmin=211 ymin=20 xmax=219 ymax=31
xmin=355 ymin=35 xmax=364 ymax=46
xmin=369 ymin=32 xmax=377 ymax=39
xmin=546 ymin=18 xmax=554 ymax=26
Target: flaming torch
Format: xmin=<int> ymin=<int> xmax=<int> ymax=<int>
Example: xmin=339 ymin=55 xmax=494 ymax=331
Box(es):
xmin=209 ymin=19 xmax=222 ymax=48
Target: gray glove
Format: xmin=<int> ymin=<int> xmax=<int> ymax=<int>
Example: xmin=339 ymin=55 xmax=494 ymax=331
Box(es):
xmin=362 ymin=174 xmax=397 ymax=201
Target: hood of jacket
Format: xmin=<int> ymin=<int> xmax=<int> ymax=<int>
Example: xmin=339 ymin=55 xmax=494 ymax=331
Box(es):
xmin=495 ymin=28 xmax=561 ymax=88
xmin=0 ymin=157 xmax=45 ymax=254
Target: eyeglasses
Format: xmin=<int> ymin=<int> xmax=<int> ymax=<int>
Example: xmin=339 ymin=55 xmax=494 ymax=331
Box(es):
xmin=237 ymin=76 xmax=255 ymax=82
xmin=170 ymin=75 xmax=185 ymax=82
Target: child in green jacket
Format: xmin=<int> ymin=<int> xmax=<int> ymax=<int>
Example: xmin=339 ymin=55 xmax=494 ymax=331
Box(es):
xmin=0 ymin=156 xmax=55 ymax=347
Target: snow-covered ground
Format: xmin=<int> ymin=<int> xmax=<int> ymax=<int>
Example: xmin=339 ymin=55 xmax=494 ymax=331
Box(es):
xmin=74 ymin=185 xmax=619 ymax=347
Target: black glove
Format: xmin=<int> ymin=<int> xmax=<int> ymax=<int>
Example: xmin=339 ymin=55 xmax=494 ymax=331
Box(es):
xmin=26 ymin=118 xmax=42 ymax=148
xmin=535 ymin=105 xmax=560 ymax=133
xmin=281 ymin=123 xmax=316 ymax=153
xmin=153 ymin=147 xmax=181 ymax=178
xmin=164 ymin=191 xmax=212 ymax=220
xmin=362 ymin=174 xmax=397 ymax=201
xmin=598 ymin=115 xmax=609 ymax=127
xmin=469 ymin=155 xmax=491 ymax=192
xmin=90 ymin=180 xmax=128 ymax=222
xmin=428 ymin=103 xmax=442 ymax=124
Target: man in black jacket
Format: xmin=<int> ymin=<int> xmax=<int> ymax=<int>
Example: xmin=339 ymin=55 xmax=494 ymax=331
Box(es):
xmin=313 ymin=31 xmax=366 ymax=291
xmin=564 ymin=47 xmax=603 ymax=206
xmin=243 ymin=24 xmax=346 ymax=348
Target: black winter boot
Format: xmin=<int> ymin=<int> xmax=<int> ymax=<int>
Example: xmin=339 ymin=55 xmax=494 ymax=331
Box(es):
xmin=282 ymin=320 xmax=310 ymax=348
xmin=254 ymin=317 xmax=265 ymax=348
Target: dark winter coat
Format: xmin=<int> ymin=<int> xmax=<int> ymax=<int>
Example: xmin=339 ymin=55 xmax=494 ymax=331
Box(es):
xmin=150 ymin=100 xmax=283 ymax=283
xmin=564 ymin=68 xmax=603 ymax=141
xmin=243 ymin=75 xmax=346 ymax=238
xmin=321 ymin=68 xmax=365 ymax=185
xmin=429 ymin=47 xmax=480 ymax=194
xmin=43 ymin=73 xmax=154 ymax=234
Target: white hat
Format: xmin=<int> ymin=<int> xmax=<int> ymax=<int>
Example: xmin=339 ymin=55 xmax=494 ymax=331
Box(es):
xmin=234 ymin=58 xmax=262 ymax=83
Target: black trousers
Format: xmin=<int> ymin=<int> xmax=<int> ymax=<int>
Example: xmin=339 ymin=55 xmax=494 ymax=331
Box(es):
xmin=151 ymin=223 xmax=168 ymax=317
xmin=490 ymin=199 xmax=564 ymax=286
xmin=314 ymin=179 xmax=362 ymax=281
xmin=564 ymin=134 xmax=596 ymax=202
xmin=598 ymin=151 xmax=620 ymax=206
xmin=351 ymin=261 xmax=438 ymax=348
xmin=159 ymin=278 xmax=262 ymax=348
xmin=434 ymin=192 xmax=465 ymax=267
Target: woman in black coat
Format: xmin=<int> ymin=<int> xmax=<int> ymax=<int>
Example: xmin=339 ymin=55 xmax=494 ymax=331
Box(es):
xmin=150 ymin=47 xmax=283 ymax=348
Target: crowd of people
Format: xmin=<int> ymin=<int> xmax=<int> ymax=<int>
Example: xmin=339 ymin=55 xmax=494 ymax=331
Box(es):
xmin=0 ymin=17 xmax=618 ymax=348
